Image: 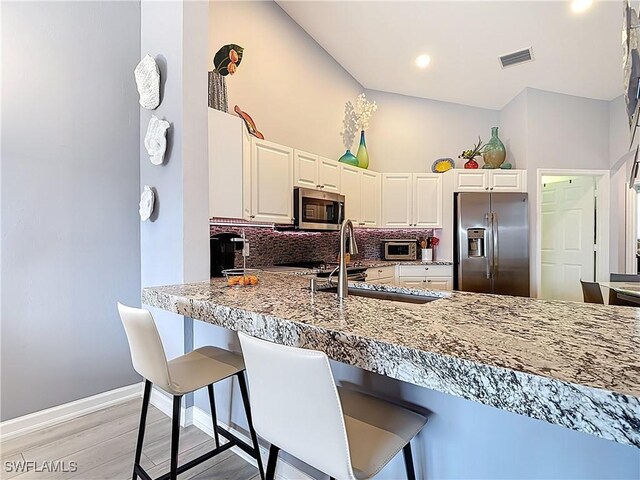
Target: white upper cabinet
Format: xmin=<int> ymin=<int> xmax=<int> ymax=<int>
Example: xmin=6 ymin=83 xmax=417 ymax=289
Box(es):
xmin=382 ymin=173 xmax=443 ymax=228
xmin=251 ymin=139 xmax=294 ymax=224
xmin=453 ymin=170 xmax=526 ymax=192
xmin=293 ymin=150 xmax=319 ymax=190
xmin=209 ymin=109 xmax=249 ymax=219
xmin=318 ymin=157 xmax=341 ymax=193
xmin=294 ymin=152 xmax=341 ymax=194
xmin=341 ymin=164 xmax=362 ymax=224
xmin=489 ymin=169 xmax=526 ymax=191
xmin=381 ymin=173 xmax=412 ymax=227
xmin=360 ymin=170 xmax=380 ymax=227
xmin=413 ymin=174 xmax=443 ymax=228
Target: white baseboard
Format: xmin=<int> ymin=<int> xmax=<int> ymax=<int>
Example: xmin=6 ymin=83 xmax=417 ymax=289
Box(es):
xmin=149 ymin=387 xmax=193 ymax=427
xmin=0 ymin=382 xmax=143 ymax=442
xmin=191 ymin=406 xmax=313 ymax=480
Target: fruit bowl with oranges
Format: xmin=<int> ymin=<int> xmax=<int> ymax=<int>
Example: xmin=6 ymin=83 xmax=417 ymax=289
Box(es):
xmin=222 ymin=269 xmax=260 ymax=287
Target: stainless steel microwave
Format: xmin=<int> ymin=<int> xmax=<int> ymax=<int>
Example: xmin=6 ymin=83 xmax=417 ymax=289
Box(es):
xmin=382 ymin=240 xmax=417 ymax=260
xmin=293 ymin=187 xmax=345 ymax=231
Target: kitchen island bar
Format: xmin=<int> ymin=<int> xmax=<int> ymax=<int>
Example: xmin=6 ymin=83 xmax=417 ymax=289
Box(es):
xmin=143 ymin=273 xmax=640 ymax=449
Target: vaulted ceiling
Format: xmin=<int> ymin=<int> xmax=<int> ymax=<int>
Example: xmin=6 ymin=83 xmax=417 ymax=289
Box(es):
xmin=277 ymin=0 xmax=622 ymax=110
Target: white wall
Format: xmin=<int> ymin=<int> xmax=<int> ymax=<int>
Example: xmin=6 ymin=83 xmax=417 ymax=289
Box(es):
xmin=1 ymin=1 xmax=141 ymax=420
xmin=365 ymin=90 xmax=500 ymax=173
xmin=608 ymin=95 xmax=631 ymax=273
xmin=209 ymin=0 xmax=363 ymax=160
xmin=499 ymin=89 xmax=529 ymax=169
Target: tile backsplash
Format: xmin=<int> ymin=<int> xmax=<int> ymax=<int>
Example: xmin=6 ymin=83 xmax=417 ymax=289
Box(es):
xmin=210 ymin=222 xmax=433 ymax=268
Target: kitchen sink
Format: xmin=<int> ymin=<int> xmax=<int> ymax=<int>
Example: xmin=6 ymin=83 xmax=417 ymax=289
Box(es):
xmin=318 ymin=286 xmax=439 ymax=304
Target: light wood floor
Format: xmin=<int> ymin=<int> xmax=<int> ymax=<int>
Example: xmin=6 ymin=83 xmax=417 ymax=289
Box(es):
xmin=0 ymin=399 xmax=259 ymax=480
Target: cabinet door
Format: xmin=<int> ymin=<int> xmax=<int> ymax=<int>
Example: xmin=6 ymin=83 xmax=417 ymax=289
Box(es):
xmin=293 ymin=150 xmax=319 ymax=190
xmin=398 ymin=277 xmax=425 ymax=288
xmin=318 ymin=157 xmax=341 ymax=193
xmin=251 ymin=140 xmax=294 ymax=224
xmin=424 ymin=277 xmax=452 ymax=290
xmin=341 ymin=164 xmax=361 ymax=223
xmin=454 ymin=171 xmax=489 ymax=192
xmin=489 ymin=170 xmax=525 ymax=192
xmin=413 ymin=174 xmax=442 ymax=228
xmin=242 ymin=128 xmax=252 ymax=220
xmin=381 ymin=173 xmax=412 ymax=227
xmin=360 ymin=170 xmax=380 ymax=227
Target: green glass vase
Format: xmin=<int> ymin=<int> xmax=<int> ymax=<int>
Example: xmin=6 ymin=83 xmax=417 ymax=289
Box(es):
xmin=482 ymin=126 xmax=506 ymax=169
xmin=339 ymin=149 xmax=359 ymax=166
xmin=356 ymin=130 xmax=369 ymax=169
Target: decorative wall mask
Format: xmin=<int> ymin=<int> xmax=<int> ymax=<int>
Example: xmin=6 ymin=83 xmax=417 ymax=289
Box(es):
xmin=209 ymin=44 xmax=244 ymax=111
xmin=234 ymin=105 xmax=264 ymax=139
xmin=144 ymin=115 xmax=170 ymax=165
xmin=213 ymin=44 xmax=244 ymax=76
xmin=139 ymin=186 xmax=155 ymax=221
xmin=134 ymin=55 xmax=160 ymax=110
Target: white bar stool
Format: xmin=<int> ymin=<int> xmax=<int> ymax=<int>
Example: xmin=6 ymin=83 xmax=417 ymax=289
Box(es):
xmin=238 ymin=332 xmax=428 ymax=480
xmin=117 ymin=303 xmax=265 ymax=480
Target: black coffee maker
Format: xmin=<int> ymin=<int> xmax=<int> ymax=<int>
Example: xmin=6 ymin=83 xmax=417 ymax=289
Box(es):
xmin=210 ymin=233 xmax=242 ymax=277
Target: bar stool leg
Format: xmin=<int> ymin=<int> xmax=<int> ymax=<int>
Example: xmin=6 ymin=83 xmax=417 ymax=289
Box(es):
xmin=237 ymin=372 xmax=265 ymax=480
xmin=403 ymin=442 xmax=416 ymax=480
xmin=265 ymin=444 xmax=280 ymax=480
xmin=207 ymin=384 xmax=220 ymax=447
xmin=170 ymin=395 xmax=182 ymax=480
xmin=132 ymin=380 xmax=152 ymax=480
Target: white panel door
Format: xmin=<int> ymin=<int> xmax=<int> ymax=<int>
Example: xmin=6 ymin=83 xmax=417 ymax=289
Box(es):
xmin=251 ymin=140 xmax=294 ymax=224
xmin=293 ymin=150 xmax=319 ymax=190
xmin=454 ymin=171 xmax=488 ymax=192
xmin=360 ymin=170 xmax=380 ymax=227
xmin=413 ymin=174 xmax=443 ymax=228
xmin=341 ymin=164 xmax=361 ymax=223
xmin=382 ymin=173 xmax=412 ymax=227
xmin=318 ymin=157 xmax=341 ymax=193
xmin=490 ymin=170 xmax=525 ymax=192
xmin=540 ymin=177 xmax=595 ymax=302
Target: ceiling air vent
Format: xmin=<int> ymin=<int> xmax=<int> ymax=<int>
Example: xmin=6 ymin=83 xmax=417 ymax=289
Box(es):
xmin=499 ymin=47 xmax=534 ymax=68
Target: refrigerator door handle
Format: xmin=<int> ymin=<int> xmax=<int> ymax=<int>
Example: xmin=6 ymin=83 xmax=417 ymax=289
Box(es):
xmin=492 ymin=212 xmax=499 ymax=277
xmin=485 ymin=212 xmax=492 ymax=279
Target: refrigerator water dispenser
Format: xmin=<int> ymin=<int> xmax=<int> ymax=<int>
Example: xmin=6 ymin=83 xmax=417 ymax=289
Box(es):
xmin=467 ymin=229 xmax=485 ymax=257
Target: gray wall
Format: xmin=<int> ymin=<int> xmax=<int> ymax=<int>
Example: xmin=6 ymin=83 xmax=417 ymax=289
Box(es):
xmin=1 ymin=1 xmax=142 ymax=421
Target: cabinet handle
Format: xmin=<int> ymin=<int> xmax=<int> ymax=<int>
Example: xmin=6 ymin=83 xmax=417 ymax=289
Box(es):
xmin=485 ymin=187 xmax=489 ymax=190
xmin=316 ymin=185 xmax=321 ymax=188
xmin=250 ymin=215 xmax=255 ymax=219
xmin=378 ymin=269 xmax=383 ymax=273
xmin=425 ymin=267 xmax=429 ymax=270
xmin=490 ymin=187 xmax=494 ymax=191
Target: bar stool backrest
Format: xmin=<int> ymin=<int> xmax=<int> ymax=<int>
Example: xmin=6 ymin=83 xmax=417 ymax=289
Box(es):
xmin=580 ymin=280 xmax=604 ymax=304
xmin=238 ymin=333 xmax=355 ymax=480
xmin=117 ymin=303 xmax=173 ymax=393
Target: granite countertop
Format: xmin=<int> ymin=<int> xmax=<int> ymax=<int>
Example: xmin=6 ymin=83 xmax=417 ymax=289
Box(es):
xmin=142 ymin=273 xmax=640 ymax=448
xmin=359 ymin=259 xmax=453 ymax=268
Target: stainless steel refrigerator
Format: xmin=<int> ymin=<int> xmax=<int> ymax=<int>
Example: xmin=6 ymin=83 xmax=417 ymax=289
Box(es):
xmin=454 ymin=192 xmax=529 ymax=297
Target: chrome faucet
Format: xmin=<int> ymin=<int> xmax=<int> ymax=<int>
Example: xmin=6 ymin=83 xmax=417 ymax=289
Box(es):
xmin=338 ymin=219 xmax=359 ymax=299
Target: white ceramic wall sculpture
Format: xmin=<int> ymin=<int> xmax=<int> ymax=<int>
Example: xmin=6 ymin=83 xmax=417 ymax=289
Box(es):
xmin=134 ymin=55 xmax=160 ymax=110
xmin=139 ymin=186 xmax=155 ymax=221
xmin=144 ymin=115 xmax=170 ymax=165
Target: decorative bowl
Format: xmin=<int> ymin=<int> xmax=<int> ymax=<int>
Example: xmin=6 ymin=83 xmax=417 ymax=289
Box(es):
xmin=222 ymin=268 xmax=261 ymax=287
xmin=431 ymin=158 xmax=455 ymax=173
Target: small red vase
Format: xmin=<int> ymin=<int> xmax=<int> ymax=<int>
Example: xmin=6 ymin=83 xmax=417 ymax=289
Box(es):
xmin=464 ymin=159 xmax=479 ymax=169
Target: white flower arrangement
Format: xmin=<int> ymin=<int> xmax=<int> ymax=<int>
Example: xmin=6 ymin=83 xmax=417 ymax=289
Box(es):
xmin=340 ymin=101 xmax=358 ymax=150
xmin=354 ymin=92 xmax=377 ymax=131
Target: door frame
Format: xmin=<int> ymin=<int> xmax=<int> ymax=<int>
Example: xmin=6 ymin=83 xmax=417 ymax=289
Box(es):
xmin=535 ymin=169 xmax=610 ymax=297
xmin=626 ymin=184 xmax=638 ymax=273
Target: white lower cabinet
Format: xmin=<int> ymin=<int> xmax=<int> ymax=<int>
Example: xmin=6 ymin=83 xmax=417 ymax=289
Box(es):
xmin=365 ymin=266 xmax=395 ymax=284
xmin=397 ymin=265 xmax=453 ymax=290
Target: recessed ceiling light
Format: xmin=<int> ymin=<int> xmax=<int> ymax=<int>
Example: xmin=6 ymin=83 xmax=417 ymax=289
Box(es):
xmin=415 ymin=54 xmax=431 ymax=69
xmin=571 ymin=0 xmax=593 ymax=14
